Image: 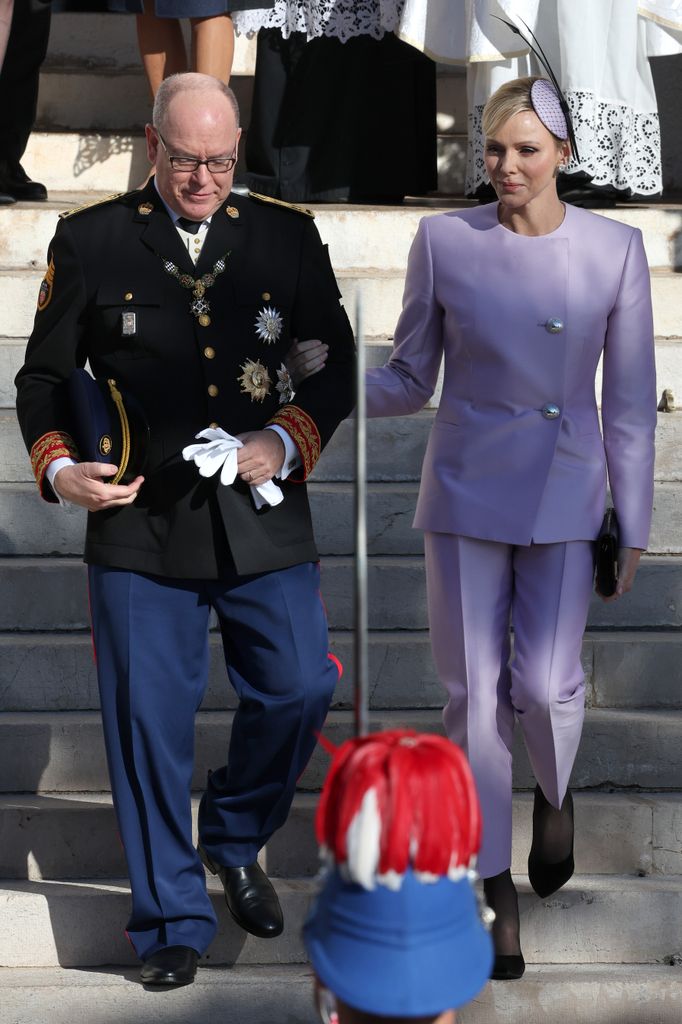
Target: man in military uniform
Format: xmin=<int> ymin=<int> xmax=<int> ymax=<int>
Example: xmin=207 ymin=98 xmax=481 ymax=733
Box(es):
xmin=15 ymin=72 xmax=355 ymax=986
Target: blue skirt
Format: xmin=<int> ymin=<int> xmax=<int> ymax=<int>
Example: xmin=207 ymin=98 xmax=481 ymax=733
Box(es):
xmin=54 ymin=1 xmax=273 ymax=14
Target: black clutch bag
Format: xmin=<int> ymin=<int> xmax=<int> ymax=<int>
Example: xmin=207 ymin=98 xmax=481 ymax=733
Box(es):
xmin=595 ymin=507 xmax=620 ymax=597
xmin=68 ymin=369 xmax=149 ymax=485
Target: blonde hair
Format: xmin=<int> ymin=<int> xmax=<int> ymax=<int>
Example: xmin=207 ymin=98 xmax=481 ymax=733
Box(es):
xmin=482 ymin=75 xmax=562 ymax=143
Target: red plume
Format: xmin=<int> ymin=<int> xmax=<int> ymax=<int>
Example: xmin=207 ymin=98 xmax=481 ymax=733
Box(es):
xmin=315 ymin=730 xmax=482 ymax=888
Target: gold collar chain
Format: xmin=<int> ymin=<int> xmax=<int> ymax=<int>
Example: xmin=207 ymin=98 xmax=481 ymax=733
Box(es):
xmin=161 ymin=251 xmax=231 ymax=327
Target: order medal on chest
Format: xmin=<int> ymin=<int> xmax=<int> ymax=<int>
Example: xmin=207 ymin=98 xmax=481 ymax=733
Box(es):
xmin=161 ymin=224 xmax=230 ymax=328
xmin=157 ymin=209 xmax=295 ymax=405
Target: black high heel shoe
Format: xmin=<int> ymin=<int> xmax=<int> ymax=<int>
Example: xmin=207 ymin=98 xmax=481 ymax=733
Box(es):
xmin=527 ymin=785 xmax=575 ymax=899
xmin=483 ymin=870 xmax=525 ymax=981
xmin=491 ymin=953 xmax=526 ymax=981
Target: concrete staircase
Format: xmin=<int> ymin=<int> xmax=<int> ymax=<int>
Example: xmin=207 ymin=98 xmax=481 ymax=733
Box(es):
xmin=1 ymin=12 xmax=681 ymax=1022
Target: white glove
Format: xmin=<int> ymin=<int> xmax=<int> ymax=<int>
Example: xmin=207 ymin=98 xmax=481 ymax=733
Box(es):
xmin=182 ymin=427 xmax=283 ymax=508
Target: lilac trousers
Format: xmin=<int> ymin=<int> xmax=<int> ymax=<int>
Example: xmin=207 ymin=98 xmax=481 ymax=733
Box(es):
xmin=424 ymin=533 xmax=594 ymax=879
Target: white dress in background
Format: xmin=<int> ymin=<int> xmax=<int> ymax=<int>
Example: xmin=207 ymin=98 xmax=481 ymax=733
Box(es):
xmin=398 ymin=0 xmax=682 ymax=196
xmin=232 ymin=0 xmax=405 ymax=41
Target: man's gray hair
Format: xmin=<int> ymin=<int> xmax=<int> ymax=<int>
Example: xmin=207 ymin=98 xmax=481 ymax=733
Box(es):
xmin=152 ymin=73 xmax=240 ymax=135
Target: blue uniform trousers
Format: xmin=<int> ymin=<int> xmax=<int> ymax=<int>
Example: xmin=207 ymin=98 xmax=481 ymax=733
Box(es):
xmin=88 ymin=561 xmax=338 ymax=960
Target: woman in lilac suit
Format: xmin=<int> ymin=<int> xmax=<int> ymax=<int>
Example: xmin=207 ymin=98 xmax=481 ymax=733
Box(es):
xmin=290 ymin=73 xmax=656 ymax=979
xmin=362 ymin=76 xmax=656 ymax=979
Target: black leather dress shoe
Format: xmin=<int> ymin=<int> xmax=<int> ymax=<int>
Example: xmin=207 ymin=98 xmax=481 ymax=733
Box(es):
xmin=0 ymin=162 xmax=48 ymax=202
xmin=198 ymin=844 xmax=284 ymax=938
xmin=139 ymin=945 xmax=198 ymax=986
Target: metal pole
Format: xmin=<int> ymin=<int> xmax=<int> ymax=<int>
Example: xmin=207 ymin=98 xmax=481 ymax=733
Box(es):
xmin=354 ymin=293 xmax=369 ymax=738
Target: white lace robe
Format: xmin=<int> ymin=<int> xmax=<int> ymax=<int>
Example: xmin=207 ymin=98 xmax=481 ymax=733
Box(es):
xmin=398 ymin=0 xmax=682 ymax=195
xmin=232 ymin=0 xmax=406 ymax=41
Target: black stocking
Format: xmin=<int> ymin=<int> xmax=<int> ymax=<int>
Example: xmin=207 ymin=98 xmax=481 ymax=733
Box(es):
xmin=483 ymin=869 xmax=521 ymax=957
xmin=531 ymin=785 xmax=574 ymax=864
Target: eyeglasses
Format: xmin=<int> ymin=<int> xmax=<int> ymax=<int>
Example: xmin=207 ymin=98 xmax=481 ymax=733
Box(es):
xmin=156 ymin=131 xmax=237 ymax=173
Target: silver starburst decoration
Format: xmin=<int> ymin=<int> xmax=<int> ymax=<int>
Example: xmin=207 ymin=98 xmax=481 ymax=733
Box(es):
xmin=254 ymin=305 xmax=283 ymax=345
xmin=276 ymin=363 xmax=295 ymax=405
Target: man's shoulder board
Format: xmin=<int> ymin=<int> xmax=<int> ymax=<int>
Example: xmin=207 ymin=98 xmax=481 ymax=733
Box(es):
xmin=248 ymin=192 xmax=315 ymax=219
xmin=59 ymin=191 xmax=134 ymax=221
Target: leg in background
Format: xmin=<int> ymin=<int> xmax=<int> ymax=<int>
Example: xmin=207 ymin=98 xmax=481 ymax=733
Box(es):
xmin=136 ymin=2 xmax=187 ymax=99
xmin=190 ymin=14 xmax=234 ymax=83
xmin=0 ymin=0 xmax=50 ymax=201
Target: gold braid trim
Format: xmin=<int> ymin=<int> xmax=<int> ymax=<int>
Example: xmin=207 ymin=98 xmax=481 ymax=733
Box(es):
xmin=59 ymin=191 xmax=128 ymax=220
xmin=107 ymin=379 xmax=130 ymax=484
xmin=248 ymin=192 xmax=315 ymax=219
xmin=267 ymin=405 xmax=320 ymax=480
xmin=30 ymin=431 xmax=80 ymax=498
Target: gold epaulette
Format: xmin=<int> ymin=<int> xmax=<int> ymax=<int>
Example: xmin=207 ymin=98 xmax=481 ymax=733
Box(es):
xmin=59 ymin=191 xmax=131 ymax=220
xmin=248 ymin=192 xmax=315 ymax=219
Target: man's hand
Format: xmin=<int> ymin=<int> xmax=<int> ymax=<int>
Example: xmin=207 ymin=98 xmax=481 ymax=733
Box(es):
xmin=286 ymin=337 xmax=329 ymax=386
xmin=236 ymin=430 xmax=285 ymax=487
xmin=54 ymin=462 xmax=145 ymax=512
xmin=597 ymin=546 xmax=642 ymax=602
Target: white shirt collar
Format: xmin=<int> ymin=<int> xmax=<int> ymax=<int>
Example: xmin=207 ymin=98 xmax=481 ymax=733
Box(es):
xmin=153 ymin=177 xmax=214 ymax=229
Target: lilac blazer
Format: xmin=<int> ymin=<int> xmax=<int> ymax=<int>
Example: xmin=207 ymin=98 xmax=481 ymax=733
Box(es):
xmin=366 ymin=202 xmax=657 ymax=549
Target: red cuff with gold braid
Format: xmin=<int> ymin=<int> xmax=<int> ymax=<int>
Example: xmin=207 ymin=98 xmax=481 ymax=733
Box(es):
xmin=30 ymin=431 xmax=79 ymax=500
xmin=267 ymin=404 xmax=320 ymax=480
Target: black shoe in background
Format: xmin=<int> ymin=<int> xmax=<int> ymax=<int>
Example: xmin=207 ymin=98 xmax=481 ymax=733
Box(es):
xmin=0 ymin=161 xmax=48 ymax=202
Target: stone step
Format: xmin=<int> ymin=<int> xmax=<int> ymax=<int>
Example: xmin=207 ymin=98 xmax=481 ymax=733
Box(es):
xmin=0 ymin=707 xmax=681 ymax=794
xmin=2 ymin=477 xmax=681 ymax=558
xmin=1 ymin=554 xmax=680 ymax=632
xmin=1 ymin=790 xmax=678 ymax=881
xmin=3 ymin=195 xmax=682 ymax=273
xmin=2 ymin=410 xmax=680 ymax=488
xmin=36 ymin=70 xmax=255 ymax=133
xmin=1 ymin=630 xmax=680 ymax=714
xmin=1 ymin=964 xmax=681 ymax=1024
xmin=0 ymin=873 xmax=680 ymax=967
xmin=46 ymin=14 xmax=257 ymax=75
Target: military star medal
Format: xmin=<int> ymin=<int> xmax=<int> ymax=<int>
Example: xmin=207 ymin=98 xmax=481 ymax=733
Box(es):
xmin=254 ymin=305 xmax=283 ymax=345
xmin=160 ymin=251 xmax=231 ymax=327
xmin=276 ymin=363 xmax=295 ymax=405
xmin=238 ymin=358 xmax=271 ymax=402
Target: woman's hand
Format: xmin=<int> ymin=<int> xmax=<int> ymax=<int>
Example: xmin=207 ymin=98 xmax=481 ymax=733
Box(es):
xmin=286 ymin=337 xmax=329 ymax=386
xmin=598 ymin=546 xmax=643 ymax=602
